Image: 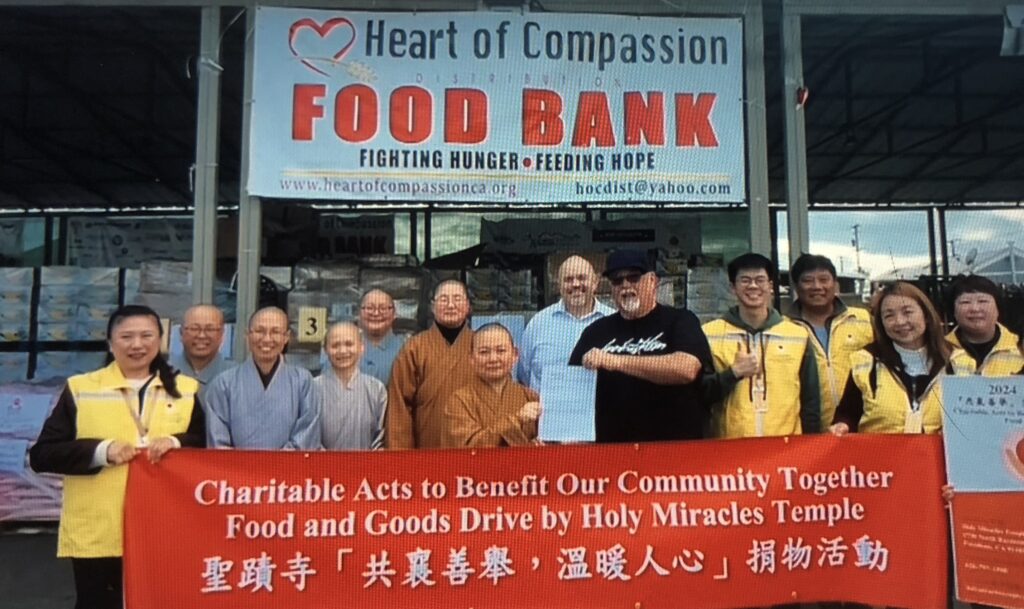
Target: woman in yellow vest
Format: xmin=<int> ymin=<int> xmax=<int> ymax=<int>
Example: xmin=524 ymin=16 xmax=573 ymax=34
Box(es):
xmin=830 ymin=281 xmax=974 ymax=435
xmin=30 ymin=305 xmax=205 ymax=609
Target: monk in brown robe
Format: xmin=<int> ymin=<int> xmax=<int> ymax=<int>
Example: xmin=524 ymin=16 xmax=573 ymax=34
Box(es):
xmin=443 ymin=323 xmax=541 ymax=448
xmin=386 ymin=279 xmax=477 ymax=448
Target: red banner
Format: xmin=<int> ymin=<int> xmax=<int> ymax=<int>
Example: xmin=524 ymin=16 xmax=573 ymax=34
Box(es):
xmin=124 ymin=435 xmax=949 ymax=609
xmin=951 ymin=492 xmax=1024 ymax=609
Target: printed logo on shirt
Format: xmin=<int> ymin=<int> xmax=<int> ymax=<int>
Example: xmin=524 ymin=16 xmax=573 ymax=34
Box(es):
xmin=602 ymin=333 xmax=668 ymax=355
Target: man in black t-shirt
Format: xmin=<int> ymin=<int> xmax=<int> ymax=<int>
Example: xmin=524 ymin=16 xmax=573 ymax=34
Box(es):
xmin=569 ymin=249 xmax=713 ymax=443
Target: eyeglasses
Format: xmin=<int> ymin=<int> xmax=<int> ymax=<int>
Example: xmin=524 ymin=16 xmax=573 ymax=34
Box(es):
xmin=361 ymin=305 xmax=395 ymax=313
xmin=609 ymin=273 xmax=644 ymax=287
xmin=249 ymin=328 xmax=288 ymax=338
xmin=737 ymin=276 xmax=770 ymax=287
xmin=183 ymin=325 xmax=223 ymax=336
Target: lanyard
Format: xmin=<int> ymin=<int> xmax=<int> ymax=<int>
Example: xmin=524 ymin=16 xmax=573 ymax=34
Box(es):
xmin=747 ymin=333 xmax=769 ymax=437
xmin=122 ymin=375 xmax=156 ymax=446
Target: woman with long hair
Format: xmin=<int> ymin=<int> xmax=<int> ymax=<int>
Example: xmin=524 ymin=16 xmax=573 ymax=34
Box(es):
xmin=830 ymin=281 xmax=974 ymax=435
xmin=30 ymin=305 xmax=205 ymax=609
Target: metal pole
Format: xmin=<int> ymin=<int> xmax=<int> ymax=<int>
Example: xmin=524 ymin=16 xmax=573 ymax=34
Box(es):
xmin=782 ymin=12 xmax=810 ymax=267
xmin=192 ymin=6 xmax=222 ymax=305
xmin=234 ymin=5 xmax=261 ymax=359
xmin=927 ymin=208 xmax=938 ymax=277
xmin=744 ymin=0 xmax=771 ymax=255
xmin=938 ymin=208 xmax=949 ymax=277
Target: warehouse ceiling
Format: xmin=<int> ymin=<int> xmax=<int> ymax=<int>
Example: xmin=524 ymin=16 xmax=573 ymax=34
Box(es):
xmin=0 ymin=2 xmax=1021 ymax=210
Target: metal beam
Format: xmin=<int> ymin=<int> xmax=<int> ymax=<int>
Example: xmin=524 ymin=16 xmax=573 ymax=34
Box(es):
xmin=782 ymin=12 xmax=810 ymax=265
xmin=192 ymin=6 xmax=221 ymax=305
xmin=744 ymin=0 xmax=770 ymax=255
xmin=785 ymin=0 xmax=1008 ymax=16
xmin=234 ymin=4 xmax=259 ymax=360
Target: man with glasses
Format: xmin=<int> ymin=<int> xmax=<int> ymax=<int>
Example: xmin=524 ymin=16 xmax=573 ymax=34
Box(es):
xmin=357 ymin=289 xmax=407 ymax=384
xmin=569 ymin=249 xmax=712 ymax=443
xmin=205 ymin=306 xmax=320 ymax=449
xmin=702 ymin=253 xmax=820 ymax=439
xmin=786 ymin=254 xmax=873 ymax=429
xmin=386 ymin=279 xmax=477 ymax=449
xmin=170 ymin=304 xmax=235 ymax=400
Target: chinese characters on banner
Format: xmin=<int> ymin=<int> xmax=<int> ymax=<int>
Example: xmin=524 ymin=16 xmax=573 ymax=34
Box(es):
xmin=943 ymin=376 xmax=1024 ymax=609
xmin=124 ymin=436 xmax=949 ymax=609
xmin=248 ymin=8 xmax=745 ymax=204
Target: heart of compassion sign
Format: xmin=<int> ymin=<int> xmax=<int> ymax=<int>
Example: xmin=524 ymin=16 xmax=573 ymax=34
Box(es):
xmin=248 ymin=8 xmax=745 ymax=203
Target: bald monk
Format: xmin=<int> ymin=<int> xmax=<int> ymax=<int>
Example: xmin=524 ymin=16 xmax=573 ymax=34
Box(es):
xmin=443 ymin=323 xmax=541 ymax=448
xmin=169 ymin=304 xmax=235 ymax=400
xmin=386 ymin=280 xmax=476 ymax=449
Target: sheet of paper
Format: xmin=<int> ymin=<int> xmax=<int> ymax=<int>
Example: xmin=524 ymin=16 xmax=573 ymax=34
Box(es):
xmin=539 ymin=366 xmax=596 ymax=443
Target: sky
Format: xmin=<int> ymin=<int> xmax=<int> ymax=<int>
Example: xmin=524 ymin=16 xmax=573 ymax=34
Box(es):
xmin=776 ymin=208 xmax=1024 ymax=279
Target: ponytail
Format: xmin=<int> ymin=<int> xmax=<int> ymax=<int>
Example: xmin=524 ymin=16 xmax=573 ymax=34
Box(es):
xmin=150 ymin=353 xmax=181 ymax=399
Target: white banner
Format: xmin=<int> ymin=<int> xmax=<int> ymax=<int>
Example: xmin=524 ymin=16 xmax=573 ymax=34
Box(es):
xmin=250 ymin=7 xmax=745 ymax=203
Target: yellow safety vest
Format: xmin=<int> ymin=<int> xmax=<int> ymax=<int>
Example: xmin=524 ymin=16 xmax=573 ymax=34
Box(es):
xmin=946 ymin=324 xmax=1024 ymax=377
xmin=703 ymin=317 xmax=813 ymax=438
xmin=849 ymin=349 xmax=975 ymax=435
xmin=58 ymin=362 xmax=198 ymax=558
xmin=790 ymin=306 xmax=873 ymax=429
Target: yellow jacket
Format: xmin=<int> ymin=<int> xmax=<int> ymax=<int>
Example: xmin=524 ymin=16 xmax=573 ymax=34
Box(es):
xmin=946 ymin=324 xmax=1024 ymax=377
xmin=59 ymin=363 xmax=198 ymax=558
xmin=847 ymin=349 xmax=975 ymax=434
xmin=789 ymin=300 xmax=873 ymax=429
xmin=703 ymin=308 xmax=820 ymax=439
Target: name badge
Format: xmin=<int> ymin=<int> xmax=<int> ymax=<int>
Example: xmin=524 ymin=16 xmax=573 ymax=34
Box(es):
xmin=903 ymin=408 xmax=923 ymax=434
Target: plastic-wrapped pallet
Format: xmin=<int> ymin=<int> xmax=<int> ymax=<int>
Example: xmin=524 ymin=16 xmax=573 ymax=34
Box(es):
xmin=34 ymin=352 xmax=108 ymax=382
xmin=0 ymin=271 xmax=32 ymax=341
xmin=0 ymin=269 xmax=33 ymax=342
xmin=0 ymin=382 xmax=65 ymax=521
xmin=292 ymin=261 xmax=359 ymax=291
xmin=686 ymin=266 xmax=735 ymax=325
xmin=0 ymin=353 xmax=28 ymax=383
xmin=466 ymin=268 xmax=535 ymax=312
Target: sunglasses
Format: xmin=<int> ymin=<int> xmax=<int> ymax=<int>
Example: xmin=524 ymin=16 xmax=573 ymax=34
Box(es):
xmin=609 ymin=272 xmax=645 ymax=287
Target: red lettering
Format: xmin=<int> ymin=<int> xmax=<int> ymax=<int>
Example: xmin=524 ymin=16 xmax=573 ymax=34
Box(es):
xmin=675 ymin=93 xmax=718 ymax=147
xmin=444 ymin=89 xmax=488 ymax=144
xmin=522 ymin=89 xmax=564 ymax=146
xmin=334 ymin=85 xmax=378 ymax=143
xmin=624 ymin=92 xmax=665 ymax=146
xmin=292 ymin=84 xmax=326 ymax=141
xmin=572 ymin=92 xmax=615 ymax=148
xmin=390 ymin=86 xmax=433 ymax=144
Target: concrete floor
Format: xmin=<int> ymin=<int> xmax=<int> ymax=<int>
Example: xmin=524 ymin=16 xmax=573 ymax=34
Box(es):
xmin=0 ymin=525 xmax=74 ymax=609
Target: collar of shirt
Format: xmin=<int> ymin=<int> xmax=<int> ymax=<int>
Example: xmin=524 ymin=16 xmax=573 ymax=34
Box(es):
xmin=553 ymin=298 xmax=608 ymax=321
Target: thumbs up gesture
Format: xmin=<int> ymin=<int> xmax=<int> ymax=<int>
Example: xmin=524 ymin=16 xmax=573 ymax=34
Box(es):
xmin=731 ymin=341 xmax=760 ymax=379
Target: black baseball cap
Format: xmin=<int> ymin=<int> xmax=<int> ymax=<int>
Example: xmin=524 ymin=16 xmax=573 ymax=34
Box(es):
xmin=603 ymin=249 xmax=653 ymax=278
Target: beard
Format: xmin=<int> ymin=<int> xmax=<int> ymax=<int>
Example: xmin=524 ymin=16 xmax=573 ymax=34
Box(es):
xmin=619 ymin=295 xmax=640 ymax=314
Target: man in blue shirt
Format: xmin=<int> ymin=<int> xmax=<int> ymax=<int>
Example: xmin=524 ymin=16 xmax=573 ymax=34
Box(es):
xmin=517 ymin=255 xmax=614 ymax=391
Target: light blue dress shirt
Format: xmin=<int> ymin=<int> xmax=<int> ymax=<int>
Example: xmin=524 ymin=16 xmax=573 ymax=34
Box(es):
xmin=516 ymin=299 xmax=614 ymax=392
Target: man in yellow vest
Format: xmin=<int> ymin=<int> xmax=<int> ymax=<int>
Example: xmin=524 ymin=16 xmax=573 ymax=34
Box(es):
xmin=786 ymin=254 xmax=873 ymax=428
xmin=703 ymin=253 xmax=821 ymax=438
xmin=946 ymin=275 xmax=1024 ymax=376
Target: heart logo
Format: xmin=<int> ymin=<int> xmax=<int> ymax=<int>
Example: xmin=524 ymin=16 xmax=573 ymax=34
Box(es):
xmin=288 ymin=17 xmax=357 ymax=77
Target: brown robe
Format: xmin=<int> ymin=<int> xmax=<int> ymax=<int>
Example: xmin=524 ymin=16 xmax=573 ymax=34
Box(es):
xmin=386 ymin=324 xmax=476 ymax=449
xmin=442 ymin=376 xmax=539 ymax=448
